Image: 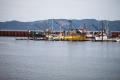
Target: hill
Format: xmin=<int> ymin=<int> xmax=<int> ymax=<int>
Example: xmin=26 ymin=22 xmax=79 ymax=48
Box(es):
xmin=0 ymin=19 xmax=120 ymax=31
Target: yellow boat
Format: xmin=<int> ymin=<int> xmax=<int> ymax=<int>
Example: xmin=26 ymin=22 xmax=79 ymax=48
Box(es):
xmin=63 ymin=28 xmax=87 ymax=41
xmin=46 ymin=28 xmax=87 ymax=41
xmin=63 ymin=35 xmax=86 ymax=41
xmin=47 ymin=35 xmax=86 ymax=41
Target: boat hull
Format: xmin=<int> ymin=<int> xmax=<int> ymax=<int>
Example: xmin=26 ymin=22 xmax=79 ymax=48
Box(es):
xmin=63 ymin=35 xmax=86 ymax=41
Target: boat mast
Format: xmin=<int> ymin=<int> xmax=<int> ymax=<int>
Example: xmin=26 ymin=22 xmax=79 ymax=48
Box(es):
xmin=51 ymin=19 xmax=54 ymax=32
xmin=106 ymin=21 xmax=109 ymax=36
xmin=101 ymin=21 xmax=104 ymax=41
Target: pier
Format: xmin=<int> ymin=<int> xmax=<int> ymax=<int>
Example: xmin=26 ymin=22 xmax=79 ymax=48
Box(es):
xmin=0 ymin=30 xmax=120 ymax=42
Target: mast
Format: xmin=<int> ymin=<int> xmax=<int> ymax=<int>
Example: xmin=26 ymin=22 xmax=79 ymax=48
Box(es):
xmin=101 ymin=21 xmax=104 ymax=41
xmin=51 ymin=19 xmax=54 ymax=32
xmin=106 ymin=20 xmax=109 ymax=36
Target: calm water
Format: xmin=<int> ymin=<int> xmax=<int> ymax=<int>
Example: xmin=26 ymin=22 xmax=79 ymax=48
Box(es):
xmin=0 ymin=37 xmax=120 ymax=80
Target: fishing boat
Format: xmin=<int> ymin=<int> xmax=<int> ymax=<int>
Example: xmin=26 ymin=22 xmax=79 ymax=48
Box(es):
xmin=47 ymin=19 xmax=87 ymax=41
xmin=93 ymin=21 xmax=111 ymax=42
xmin=63 ymin=28 xmax=86 ymax=41
xmin=95 ymin=33 xmax=108 ymax=41
xmin=47 ymin=29 xmax=86 ymax=41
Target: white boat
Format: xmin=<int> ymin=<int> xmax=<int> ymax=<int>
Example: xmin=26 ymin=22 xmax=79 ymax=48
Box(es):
xmin=116 ymin=39 xmax=120 ymax=42
xmin=95 ymin=33 xmax=108 ymax=41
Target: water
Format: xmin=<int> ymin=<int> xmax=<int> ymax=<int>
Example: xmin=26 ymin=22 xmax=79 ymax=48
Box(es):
xmin=0 ymin=37 xmax=120 ymax=80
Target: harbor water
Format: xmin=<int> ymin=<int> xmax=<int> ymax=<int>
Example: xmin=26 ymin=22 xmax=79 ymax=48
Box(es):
xmin=0 ymin=37 xmax=120 ymax=80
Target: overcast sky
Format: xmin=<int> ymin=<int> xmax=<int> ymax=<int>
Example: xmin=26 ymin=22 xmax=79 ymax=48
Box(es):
xmin=0 ymin=0 xmax=120 ymax=21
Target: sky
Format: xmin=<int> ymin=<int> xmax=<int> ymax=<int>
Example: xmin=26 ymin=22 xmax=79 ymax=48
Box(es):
xmin=0 ymin=0 xmax=120 ymax=21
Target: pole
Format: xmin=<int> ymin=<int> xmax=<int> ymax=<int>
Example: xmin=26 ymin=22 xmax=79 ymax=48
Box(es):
xmin=52 ymin=19 xmax=53 ymax=32
xmin=102 ymin=21 xmax=103 ymax=41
